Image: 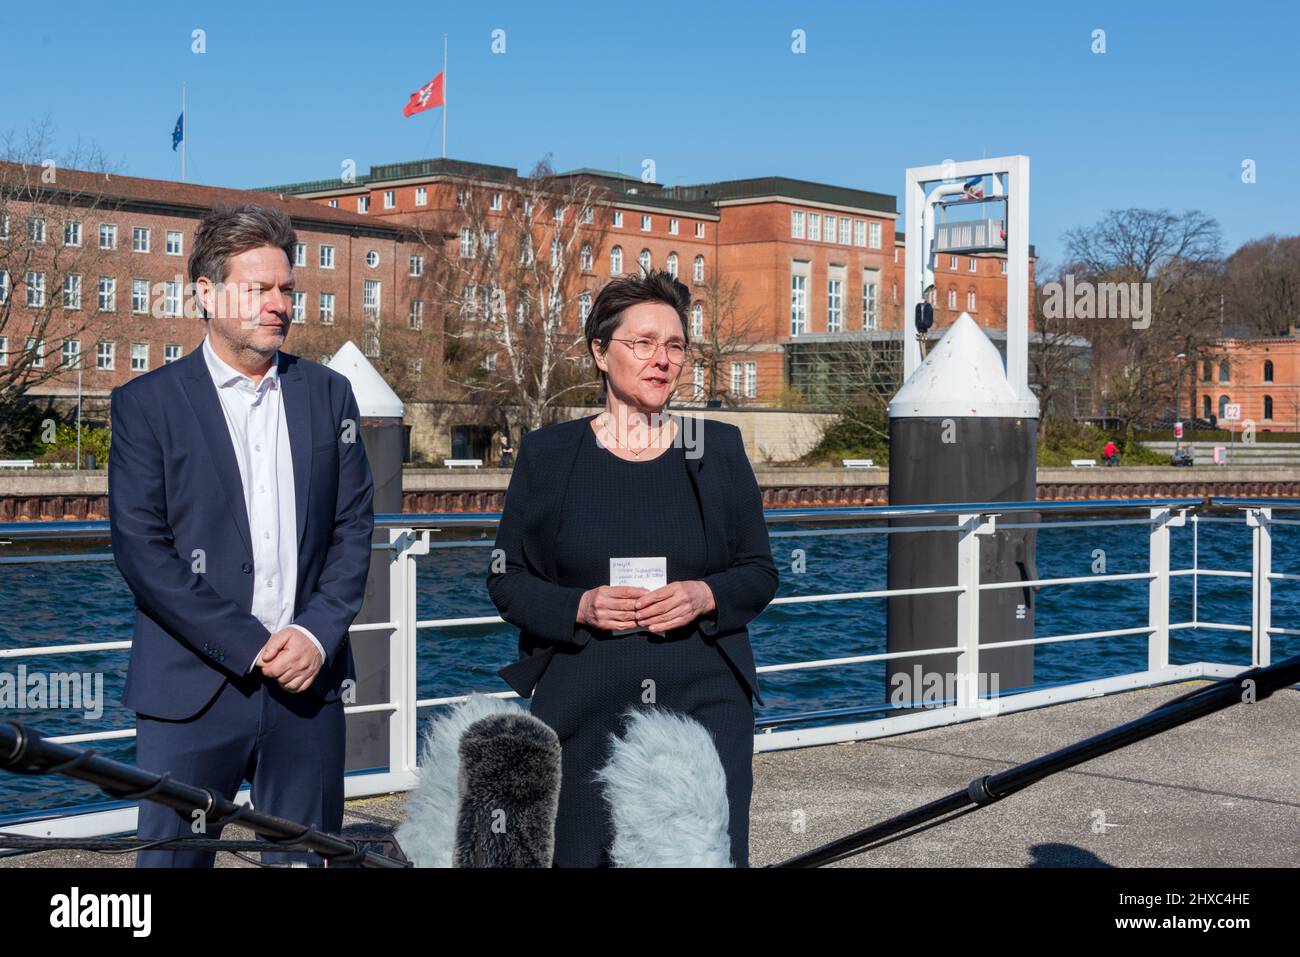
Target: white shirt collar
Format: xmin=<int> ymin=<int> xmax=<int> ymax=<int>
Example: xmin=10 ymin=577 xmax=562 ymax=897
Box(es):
xmin=202 ymin=335 xmax=279 ymax=391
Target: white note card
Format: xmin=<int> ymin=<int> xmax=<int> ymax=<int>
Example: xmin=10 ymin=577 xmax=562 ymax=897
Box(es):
xmin=610 ymin=557 xmax=667 ymax=636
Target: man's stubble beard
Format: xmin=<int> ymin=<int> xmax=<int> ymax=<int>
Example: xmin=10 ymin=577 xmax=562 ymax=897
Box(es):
xmin=210 ymin=316 xmax=287 ymax=366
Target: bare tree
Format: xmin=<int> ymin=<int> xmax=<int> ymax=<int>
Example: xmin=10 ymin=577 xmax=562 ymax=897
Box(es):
xmin=1222 ymin=235 xmax=1300 ymax=338
xmin=0 ymin=119 xmax=121 ymax=451
xmin=687 ymin=270 xmax=764 ymax=405
xmin=408 ymin=158 xmax=612 ymax=438
xmin=1062 ymin=208 xmax=1225 ymax=428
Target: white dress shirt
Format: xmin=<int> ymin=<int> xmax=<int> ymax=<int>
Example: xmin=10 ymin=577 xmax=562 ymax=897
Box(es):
xmin=201 ymin=336 xmax=324 ymax=673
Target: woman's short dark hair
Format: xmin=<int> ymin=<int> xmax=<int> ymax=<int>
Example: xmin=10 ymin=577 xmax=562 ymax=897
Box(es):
xmin=584 ymin=269 xmax=691 ymax=397
xmin=188 ymin=203 xmax=297 ymax=318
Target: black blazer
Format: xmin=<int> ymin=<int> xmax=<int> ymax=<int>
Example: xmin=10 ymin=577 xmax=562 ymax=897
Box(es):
xmin=487 ymin=413 xmax=778 ymax=705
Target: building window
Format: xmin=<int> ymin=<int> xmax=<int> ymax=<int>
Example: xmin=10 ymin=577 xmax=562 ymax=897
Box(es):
xmin=827 ymin=278 xmax=843 ymax=332
xmin=580 ymin=244 xmax=593 ymax=271
xmin=1264 ymin=360 xmax=1274 ymax=382
xmin=291 ymin=291 xmax=305 ymax=323
xmin=791 ymin=273 xmax=807 ymax=336
xmin=1202 ymin=394 xmax=1211 ymax=417
xmin=319 ymin=245 xmax=335 ymax=269
xmin=967 ymin=289 xmax=977 ymax=311
xmin=744 ymin=361 xmax=757 ymax=398
xmin=357 ymin=196 xmax=369 ymax=213
xmin=131 ymin=342 xmax=148 ymax=371
xmin=164 ymin=280 xmax=182 ymax=317
xmin=731 ymin=362 xmax=742 ymax=397
xmin=483 ymin=230 xmax=498 ymax=255
xmin=363 ymin=279 xmax=380 ymax=310
xmin=456 ymin=189 xmax=468 ymax=208
xmin=62 ymin=274 xmax=82 ymax=310
xmin=666 ymin=252 xmax=678 ymax=278
xmin=691 ymin=302 xmax=703 ymax=336
xmin=366 ymin=250 xmax=379 ymax=268
xmin=166 ymin=230 xmax=184 ymax=256
xmin=1218 ymin=359 xmax=1230 ymax=383
xmin=328 ymin=199 xmax=339 ymax=208
xmin=62 ymin=339 xmax=80 ymax=368
xmin=862 ymin=272 xmax=879 ymax=329
xmin=319 ymin=292 xmax=335 ymax=324
xmin=0 ymin=270 xmax=7 ymax=305
xmin=582 ymin=206 xmax=594 ymax=224
xmin=26 ymin=338 xmax=44 ymax=368
xmin=99 ymin=224 xmax=117 ymax=249
xmin=948 ymin=255 xmax=958 ymax=270
xmin=553 ymin=205 xmax=566 ymax=224
xmin=97 ymin=340 xmax=115 ymax=370
xmin=64 ymin=221 xmax=82 ymax=247
xmin=460 ymin=227 xmax=476 ymax=258
xmin=641 ymin=214 xmax=652 ymax=232
xmin=854 ymin=220 xmax=866 ymax=247
xmin=839 ymin=218 xmax=851 ymax=245
xmin=612 ymin=210 xmax=623 ymax=228
xmin=408 ymin=300 xmax=423 ymax=330
xmin=29 ymin=218 xmax=46 ymax=243
xmin=490 ymin=192 xmax=503 ymax=211
xmin=293 ymin=242 xmax=306 ymax=267
xmin=26 ymin=271 xmax=46 ymax=307
xmin=638 ymin=249 xmax=652 ymax=274
xmin=1000 ymin=259 xmax=1008 ymax=275
xmin=1264 ymin=395 xmax=1274 ymax=419
xmin=693 ymin=365 xmax=704 ymax=400
xmin=0 ymin=216 xmax=8 ymax=240
xmin=96 ymin=276 xmax=114 ymax=311
xmin=693 ymin=255 xmax=705 ymax=283
xmin=579 ymin=292 xmax=592 ymax=321
xmin=483 ymin=352 xmax=497 ymax=371
xmin=791 ymin=210 xmax=805 ymax=239
xmin=969 ymin=257 xmax=978 ymax=272
xmin=132 ymin=227 xmax=150 ymax=253
xmin=808 ymin=213 xmax=821 ymax=242
xmin=695 ymin=223 xmax=705 ymax=239
xmin=383 ymin=190 xmax=395 ymax=209
xmin=669 ymin=218 xmax=679 ymax=235
xmin=610 ymin=245 xmax=623 ymax=275
xmin=947 ymin=286 xmax=957 ymax=310
xmin=1201 ymin=359 xmax=1213 ymax=382
xmin=161 ymin=344 xmax=180 ymax=363
xmin=415 ymin=186 xmax=427 ymax=206
xmin=1218 ymin=395 xmax=1229 ymax=419
xmin=409 ymin=254 xmax=423 ymax=277
xmin=894 ymin=246 xmax=900 ymax=264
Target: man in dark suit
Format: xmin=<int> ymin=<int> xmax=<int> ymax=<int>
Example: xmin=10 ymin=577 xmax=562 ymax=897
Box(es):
xmin=108 ymin=203 xmax=374 ymax=867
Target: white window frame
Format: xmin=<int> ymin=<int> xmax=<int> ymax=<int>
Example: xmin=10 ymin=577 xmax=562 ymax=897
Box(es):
xmin=868 ymin=222 xmax=882 ymax=249
xmin=669 ymin=218 xmax=679 ymax=235
xmin=99 ymin=224 xmax=117 ymax=250
xmin=408 ymin=299 xmax=423 ymax=329
xmin=460 ymin=227 xmax=476 ymax=258
xmin=838 ymin=218 xmax=851 ymax=245
xmin=383 ymin=190 xmax=396 ymax=209
xmin=131 ymin=342 xmax=148 ymax=371
xmin=691 ymin=302 xmax=703 ymax=336
xmin=827 ymin=277 xmax=843 ymax=332
xmin=166 ymin=230 xmax=184 ymax=256
xmin=97 ymin=276 xmax=114 ymax=312
xmin=695 ymin=222 xmax=705 ymax=239
xmin=319 ymin=292 xmax=335 ymax=324
xmin=97 ymin=340 xmax=115 ymax=370
xmin=490 ymin=192 xmax=503 ymax=211
xmin=744 ymin=361 xmax=757 ymax=399
xmin=291 ymin=290 xmax=306 ymax=323
xmin=791 ymin=209 xmax=805 ymax=239
xmin=612 ymin=210 xmax=624 ymax=228
xmin=415 ymin=186 xmax=428 ymax=206
xmin=62 ymin=339 xmax=80 ymax=368
xmin=790 ymin=268 xmax=808 ymax=337
xmin=29 ymin=218 xmax=46 ymax=243
xmin=64 ymin=221 xmax=82 ymax=247
xmin=808 ymin=213 xmax=821 ymax=242
xmin=409 ymin=254 xmax=423 ymax=277
xmin=357 ymin=196 xmax=370 ymax=213
xmin=163 ymin=280 xmax=182 ymax=317
xmin=131 ymin=279 xmax=149 ymax=314
xmin=969 ymin=257 xmax=978 ymax=272
xmin=853 ymin=220 xmax=866 ymax=247
xmin=164 ymin=343 xmax=181 ymax=363
xmin=26 ymin=338 xmax=44 ymax=368
xmin=319 ymin=245 xmax=335 ymax=269
xmin=26 ymin=271 xmax=46 ymax=307
xmin=293 ymin=243 xmax=306 ymax=267
xmin=132 ymin=227 xmax=150 ymax=253
xmin=666 ymin=252 xmax=678 ymax=278
xmin=693 ymin=256 xmax=704 ymax=283
xmin=640 ymin=214 xmax=652 ymax=232
xmin=63 ymin=274 xmax=82 ymax=310
xmin=610 ymin=245 xmax=623 ymax=275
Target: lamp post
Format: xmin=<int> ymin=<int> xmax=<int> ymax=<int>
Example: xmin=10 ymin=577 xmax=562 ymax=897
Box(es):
xmin=1173 ymin=352 xmax=1186 ymax=451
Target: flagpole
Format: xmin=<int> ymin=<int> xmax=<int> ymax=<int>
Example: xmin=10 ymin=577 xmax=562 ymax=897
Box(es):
xmin=181 ymin=82 xmax=186 ymax=183
xmin=441 ymin=34 xmax=447 ymax=159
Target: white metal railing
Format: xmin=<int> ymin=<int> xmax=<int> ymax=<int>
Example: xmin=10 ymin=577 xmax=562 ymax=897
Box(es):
xmin=1 ymin=497 xmax=1296 ymax=837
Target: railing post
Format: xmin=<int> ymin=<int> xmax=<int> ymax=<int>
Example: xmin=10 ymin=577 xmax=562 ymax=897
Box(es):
xmin=1147 ymin=506 xmax=1184 ymax=673
xmin=1248 ymin=507 xmax=1272 ymax=668
xmin=956 ymin=512 xmax=993 ymax=712
xmin=388 ymin=528 xmax=428 ymax=778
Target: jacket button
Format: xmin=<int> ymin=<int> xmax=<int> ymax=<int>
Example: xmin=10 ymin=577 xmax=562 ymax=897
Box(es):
xmin=241 ymin=563 xmax=252 ymax=573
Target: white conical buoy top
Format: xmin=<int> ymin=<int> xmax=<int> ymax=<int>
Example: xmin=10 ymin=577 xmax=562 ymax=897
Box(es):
xmin=888 ymin=313 xmax=1039 ymax=419
xmin=326 ymin=341 xmax=404 ymax=418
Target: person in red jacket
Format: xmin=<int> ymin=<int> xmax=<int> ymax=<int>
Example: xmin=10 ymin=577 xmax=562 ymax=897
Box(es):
xmin=1103 ymin=439 xmax=1119 ymax=466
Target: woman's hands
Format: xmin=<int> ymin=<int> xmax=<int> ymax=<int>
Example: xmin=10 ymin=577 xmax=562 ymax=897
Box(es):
xmin=577 ymin=581 xmax=717 ymax=634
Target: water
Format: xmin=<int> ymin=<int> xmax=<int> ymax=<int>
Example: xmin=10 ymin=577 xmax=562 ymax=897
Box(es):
xmin=2 ymin=512 xmax=1297 ymax=819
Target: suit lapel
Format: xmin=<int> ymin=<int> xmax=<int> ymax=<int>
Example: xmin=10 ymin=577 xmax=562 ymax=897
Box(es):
xmin=278 ymin=353 xmax=312 ymax=548
xmin=179 ymin=348 xmax=253 ymax=560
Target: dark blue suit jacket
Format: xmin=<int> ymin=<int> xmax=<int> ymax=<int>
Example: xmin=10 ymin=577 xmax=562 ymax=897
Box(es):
xmin=487 ymin=414 xmax=778 ymax=705
xmin=108 ymin=346 xmax=375 ymax=720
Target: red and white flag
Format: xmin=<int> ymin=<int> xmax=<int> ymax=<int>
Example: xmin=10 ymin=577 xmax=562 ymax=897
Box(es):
xmin=402 ymin=73 xmax=445 ymax=117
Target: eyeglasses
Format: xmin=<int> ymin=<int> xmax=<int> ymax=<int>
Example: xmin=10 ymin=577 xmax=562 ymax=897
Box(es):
xmin=603 ymin=336 xmax=687 ymax=364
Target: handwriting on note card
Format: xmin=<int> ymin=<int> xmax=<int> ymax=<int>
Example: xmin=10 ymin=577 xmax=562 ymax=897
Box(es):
xmin=610 ymin=557 xmax=667 ymax=635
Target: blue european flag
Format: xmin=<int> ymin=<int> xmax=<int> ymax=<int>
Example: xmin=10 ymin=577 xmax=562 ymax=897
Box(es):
xmin=171 ymin=113 xmax=183 ymax=151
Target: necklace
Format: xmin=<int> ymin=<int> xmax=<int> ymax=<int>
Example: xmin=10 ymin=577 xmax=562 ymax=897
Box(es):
xmin=600 ymin=413 xmax=670 ymax=459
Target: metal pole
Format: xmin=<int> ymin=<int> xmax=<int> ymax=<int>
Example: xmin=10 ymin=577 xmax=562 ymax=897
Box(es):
xmin=441 ymin=34 xmax=447 ymax=160
xmin=181 ymin=82 xmax=186 ymax=183
xmin=75 ymin=363 xmax=82 ymax=470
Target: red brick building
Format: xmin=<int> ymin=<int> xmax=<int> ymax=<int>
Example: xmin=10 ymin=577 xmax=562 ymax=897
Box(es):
xmin=1198 ymin=338 xmax=1300 ymax=431
xmin=0 ymin=162 xmax=419 ymax=414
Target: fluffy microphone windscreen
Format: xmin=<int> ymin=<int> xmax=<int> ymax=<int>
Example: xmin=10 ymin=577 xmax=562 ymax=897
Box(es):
xmin=596 ymin=707 xmax=734 ymax=867
xmin=453 ymin=712 xmax=561 ymax=868
xmin=397 ymin=693 xmax=526 ymax=867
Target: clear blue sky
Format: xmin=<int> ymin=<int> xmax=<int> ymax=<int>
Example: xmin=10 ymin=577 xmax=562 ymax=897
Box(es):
xmin=5 ymin=0 xmax=1297 ymax=265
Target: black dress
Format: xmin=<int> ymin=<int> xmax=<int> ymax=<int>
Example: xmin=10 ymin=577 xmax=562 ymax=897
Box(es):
xmin=526 ymin=421 xmax=755 ymax=867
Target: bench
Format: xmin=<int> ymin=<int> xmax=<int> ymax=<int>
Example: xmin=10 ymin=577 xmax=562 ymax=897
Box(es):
xmin=842 ymin=459 xmax=876 ymax=469
xmin=443 ymin=458 xmax=482 ymax=469
xmin=1070 ymin=459 xmax=1097 ymax=468
xmin=0 ymin=459 xmax=35 ymax=470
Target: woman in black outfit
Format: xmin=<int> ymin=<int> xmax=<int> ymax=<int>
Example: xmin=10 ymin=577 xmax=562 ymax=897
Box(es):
xmin=486 ymin=270 xmax=778 ymax=867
